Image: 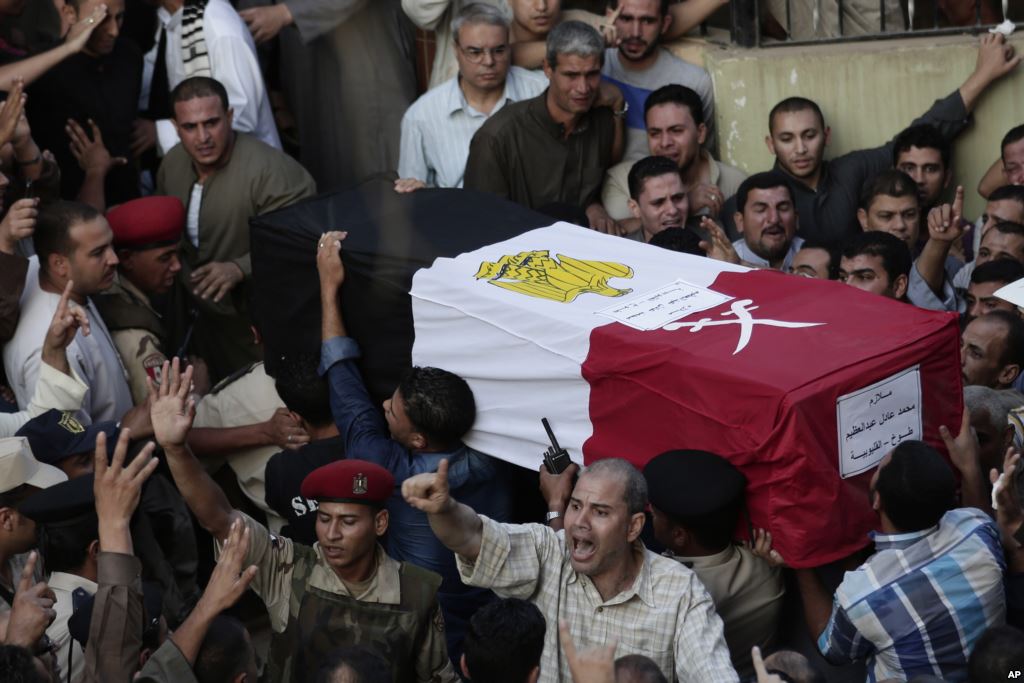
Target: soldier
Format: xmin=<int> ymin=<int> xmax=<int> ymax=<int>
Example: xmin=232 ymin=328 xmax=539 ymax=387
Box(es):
xmin=150 ymin=358 xmax=458 ymax=683
xmin=93 ymin=196 xmax=184 ymax=404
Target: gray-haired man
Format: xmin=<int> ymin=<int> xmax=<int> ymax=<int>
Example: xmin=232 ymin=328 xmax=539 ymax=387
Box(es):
xmin=464 ymin=20 xmax=627 ymax=234
xmin=396 ymin=3 xmax=547 ymax=191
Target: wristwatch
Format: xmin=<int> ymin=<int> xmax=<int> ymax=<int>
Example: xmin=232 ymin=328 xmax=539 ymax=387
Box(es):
xmin=545 ymin=510 xmax=562 ymax=523
xmin=612 ymin=101 xmax=629 ymax=119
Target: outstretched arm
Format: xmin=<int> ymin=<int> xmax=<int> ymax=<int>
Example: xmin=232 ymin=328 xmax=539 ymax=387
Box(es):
xmin=663 ymin=0 xmax=729 ymax=39
xmin=318 ymin=230 xmax=349 ymax=341
xmin=917 ymin=185 xmax=965 ymax=297
xmin=0 ymin=5 xmax=108 ymax=90
xmin=151 ymin=358 xmax=240 ymax=542
xmin=958 ymin=33 xmax=1021 ymax=113
xmin=403 ymin=459 xmax=484 ymax=561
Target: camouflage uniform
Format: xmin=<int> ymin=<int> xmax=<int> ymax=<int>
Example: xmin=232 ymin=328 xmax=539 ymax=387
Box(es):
xmin=93 ymin=274 xmax=169 ymax=405
xmin=221 ymin=513 xmax=457 ymax=683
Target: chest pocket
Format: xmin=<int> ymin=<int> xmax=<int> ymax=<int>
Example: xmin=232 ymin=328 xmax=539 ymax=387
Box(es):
xmin=292 ymin=585 xmax=420 ymax=683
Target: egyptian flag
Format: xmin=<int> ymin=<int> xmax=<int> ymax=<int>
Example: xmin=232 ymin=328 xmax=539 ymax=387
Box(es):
xmin=411 ymin=223 xmax=963 ymax=568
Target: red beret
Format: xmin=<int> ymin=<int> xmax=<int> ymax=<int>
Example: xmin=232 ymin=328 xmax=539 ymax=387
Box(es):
xmin=300 ymin=459 xmax=394 ymax=505
xmin=106 ymin=196 xmax=185 ymax=249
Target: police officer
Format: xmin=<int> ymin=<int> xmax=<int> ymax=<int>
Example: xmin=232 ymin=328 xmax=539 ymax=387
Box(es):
xmin=93 ymin=196 xmax=184 ymax=404
xmin=150 ymin=358 xmax=457 ymax=683
xmin=643 ymin=450 xmax=786 ymax=678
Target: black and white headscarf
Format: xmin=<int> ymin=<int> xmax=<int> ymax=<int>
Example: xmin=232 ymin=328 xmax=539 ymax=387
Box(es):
xmin=181 ymin=0 xmax=212 ymax=78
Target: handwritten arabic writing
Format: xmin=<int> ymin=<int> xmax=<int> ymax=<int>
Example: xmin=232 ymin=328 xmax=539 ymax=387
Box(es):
xmin=598 ymin=280 xmax=732 ymax=331
xmin=836 ymin=366 xmax=922 ymax=479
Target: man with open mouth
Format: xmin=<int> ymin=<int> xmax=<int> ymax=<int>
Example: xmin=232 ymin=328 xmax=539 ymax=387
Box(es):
xmin=403 ymin=455 xmax=738 ymax=682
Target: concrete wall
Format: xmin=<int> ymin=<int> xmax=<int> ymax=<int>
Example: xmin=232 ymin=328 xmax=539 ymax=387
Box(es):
xmin=669 ymin=33 xmax=1024 ymax=218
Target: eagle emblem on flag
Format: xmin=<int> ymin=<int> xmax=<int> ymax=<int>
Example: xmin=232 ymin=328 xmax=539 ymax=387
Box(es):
xmin=475 ymin=250 xmax=633 ymax=303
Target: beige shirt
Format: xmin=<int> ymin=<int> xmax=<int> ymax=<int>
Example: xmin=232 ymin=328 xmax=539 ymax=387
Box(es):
xmin=103 ymin=277 xmax=168 ymax=406
xmin=671 ymin=545 xmax=785 ymax=677
xmin=219 ymin=513 xmax=457 ymax=682
xmin=48 ymin=571 xmax=98 ymax=683
xmin=193 ymin=363 xmax=285 ymax=531
xmin=601 ymin=150 xmax=748 ymax=221
xmin=457 ymin=516 xmax=738 ymax=683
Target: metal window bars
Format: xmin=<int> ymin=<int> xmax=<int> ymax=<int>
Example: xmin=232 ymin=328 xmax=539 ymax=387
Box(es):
xmin=729 ymin=0 xmax=1019 ymax=47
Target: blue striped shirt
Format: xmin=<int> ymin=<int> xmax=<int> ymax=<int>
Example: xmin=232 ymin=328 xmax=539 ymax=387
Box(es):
xmin=398 ymin=67 xmax=547 ymax=188
xmin=819 ymin=508 xmax=1006 ymax=682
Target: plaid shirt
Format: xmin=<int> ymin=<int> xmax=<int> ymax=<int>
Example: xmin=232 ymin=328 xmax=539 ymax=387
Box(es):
xmin=819 ymin=508 xmax=1006 ymax=682
xmin=456 ymin=516 xmax=738 ymax=683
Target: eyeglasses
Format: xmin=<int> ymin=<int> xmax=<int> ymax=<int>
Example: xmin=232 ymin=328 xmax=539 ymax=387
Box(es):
xmin=458 ymin=44 xmax=510 ymax=63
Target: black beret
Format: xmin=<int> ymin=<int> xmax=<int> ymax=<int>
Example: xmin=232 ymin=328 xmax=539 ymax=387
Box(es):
xmin=643 ymin=450 xmax=746 ymax=520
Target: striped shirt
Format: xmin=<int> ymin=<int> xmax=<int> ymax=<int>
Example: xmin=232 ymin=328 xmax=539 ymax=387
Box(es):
xmin=398 ymin=67 xmax=547 ymax=188
xmin=819 ymin=508 xmax=1006 ymax=682
xmin=456 ymin=516 xmax=738 ymax=683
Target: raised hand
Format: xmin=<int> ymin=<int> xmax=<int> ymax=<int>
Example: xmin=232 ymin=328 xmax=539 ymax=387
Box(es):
xmin=748 ymin=528 xmax=786 ymax=567
xmin=0 ymin=197 xmax=40 ymax=254
xmin=4 ymin=552 xmax=56 ymax=649
xmin=65 ymin=4 xmax=108 ymax=53
xmin=926 ymin=185 xmax=965 ymax=244
xmin=558 ymin=620 xmax=616 ymax=683
xmin=40 ymin=281 xmax=89 ymax=373
xmin=67 ymin=118 xmax=127 ymax=176
xmin=0 ymin=79 xmax=25 ymax=149
xmin=239 ymin=5 xmax=292 ymax=45
xmin=688 ymin=182 xmax=725 ymax=217
xmin=94 ymin=430 xmax=159 ymax=529
xmin=939 ymin=406 xmax=981 ymax=476
xmin=973 ymin=32 xmax=1021 ymax=84
xmin=539 ymin=462 xmax=579 ymax=511
xmin=699 ymin=216 xmax=741 ymax=265
xmin=316 ymin=231 xmax=348 ymax=291
xmin=149 ymin=358 xmax=195 ymax=449
xmin=402 ymin=458 xmax=454 ymax=514
xmin=992 ymin=448 xmax=1024 ymax=534
xmin=196 ymin=518 xmax=257 ymax=617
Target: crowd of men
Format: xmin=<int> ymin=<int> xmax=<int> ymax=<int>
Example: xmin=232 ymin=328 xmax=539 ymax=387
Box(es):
xmin=0 ymin=0 xmax=1022 ymax=681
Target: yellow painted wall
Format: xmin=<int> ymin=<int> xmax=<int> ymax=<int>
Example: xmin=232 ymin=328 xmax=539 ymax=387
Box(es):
xmin=669 ymin=33 xmax=1024 ymax=218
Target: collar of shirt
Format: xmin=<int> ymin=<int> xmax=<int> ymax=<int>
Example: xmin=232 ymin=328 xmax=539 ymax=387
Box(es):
xmin=732 ymin=235 xmax=804 ymax=269
xmin=310 ymin=543 xmax=401 ymax=605
xmin=870 ymin=524 xmax=939 ymax=551
xmin=447 ymin=77 xmax=510 ymax=119
xmin=564 ymin=537 xmax=656 ymax=609
xmin=157 ymin=6 xmax=183 ymax=30
xmin=526 ymin=90 xmax=591 ymax=140
xmin=773 ymin=158 xmax=832 ymax=195
xmin=113 ymin=272 xmax=158 ymax=314
xmin=48 ymin=572 xmax=98 ymax=596
xmin=667 ymin=544 xmax=737 ymax=570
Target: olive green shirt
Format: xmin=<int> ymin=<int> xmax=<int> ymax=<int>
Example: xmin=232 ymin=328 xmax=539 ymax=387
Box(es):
xmin=219 ymin=512 xmax=457 ymax=683
xmin=464 ymin=90 xmax=615 ymax=212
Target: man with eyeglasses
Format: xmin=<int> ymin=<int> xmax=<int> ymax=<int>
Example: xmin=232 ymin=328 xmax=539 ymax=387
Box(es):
xmin=396 ymin=3 xmax=546 ymax=191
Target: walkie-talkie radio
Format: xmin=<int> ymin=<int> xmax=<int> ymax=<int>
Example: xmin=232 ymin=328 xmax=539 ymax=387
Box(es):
xmin=541 ymin=417 xmax=573 ymax=474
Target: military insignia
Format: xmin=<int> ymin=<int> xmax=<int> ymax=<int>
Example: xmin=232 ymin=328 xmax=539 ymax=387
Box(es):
xmin=352 ymin=473 xmax=368 ymax=495
xmin=475 ymin=250 xmax=633 ymax=303
xmin=58 ymin=412 xmax=85 ymax=434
